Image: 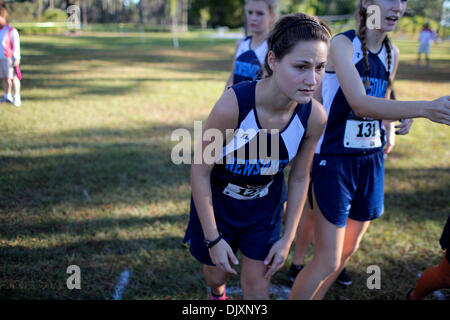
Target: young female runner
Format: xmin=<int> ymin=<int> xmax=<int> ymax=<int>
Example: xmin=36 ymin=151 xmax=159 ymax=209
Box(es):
xmin=288 ymin=91 xmax=409 ymax=287
xmin=289 ymin=0 xmax=450 ymax=300
xmin=184 ymin=13 xmax=331 ymax=300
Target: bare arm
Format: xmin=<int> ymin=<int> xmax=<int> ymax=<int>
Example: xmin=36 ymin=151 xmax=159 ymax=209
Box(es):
xmin=264 ymin=99 xmax=327 ymax=279
xmin=224 ymin=39 xmax=243 ymax=90
xmin=330 ymin=35 xmax=450 ymax=124
xmin=191 ymin=88 xmax=239 ymax=273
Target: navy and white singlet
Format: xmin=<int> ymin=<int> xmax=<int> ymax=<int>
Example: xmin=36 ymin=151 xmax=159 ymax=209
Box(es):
xmin=233 ymin=36 xmax=268 ymax=84
xmin=184 ymin=80 xmax=312 ymax=264
xmin=311 ymin=30 xmax=395 ymax=227
xmin=316 ymin=30 xmax=395 ymax=156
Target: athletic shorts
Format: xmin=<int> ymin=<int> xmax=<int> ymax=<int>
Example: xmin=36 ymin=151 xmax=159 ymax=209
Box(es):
xmin=440 ymin=215 xmax=450 ymax=262
xmin=0 ymin=58 xmax=13 ymax=79
xmin=418 ymin=42 xmax=431 ymax=55
xmin=184 ymin=195 xmax=283 ymax=266
xmin=311 ymin=151 xmax=384 ymax=228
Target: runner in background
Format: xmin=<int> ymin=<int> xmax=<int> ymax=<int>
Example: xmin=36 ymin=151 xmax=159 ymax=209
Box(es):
xmin=288 ymin=90 xmax=407 ymax=288
xmin=225 ymin=0 xmax=277 ymax=88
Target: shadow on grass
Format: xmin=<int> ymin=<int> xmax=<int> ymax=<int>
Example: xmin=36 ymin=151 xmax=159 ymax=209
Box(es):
xmin=0 ymin=124 xmax=193 ymax=211
xmin=21 ymin=77 xmax=221 ymax=98
xmin=1 ymin=214 xmax=187 ymax=240
xmin=19 ymin=37 xmax=230 ymax=102
xmin=22 ymin=36 xmax=233 ymax=73
xmin=384 ymin=167 xmax=450 ymax=217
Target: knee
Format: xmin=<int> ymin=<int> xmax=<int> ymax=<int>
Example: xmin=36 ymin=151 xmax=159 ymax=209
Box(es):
xmin=313 ymin=255 xmax=341 ymax=278
xmin=203 ymin=265 xmax=230 ymax=288
xmin=325 ymin=259 xmax=341 ymax=276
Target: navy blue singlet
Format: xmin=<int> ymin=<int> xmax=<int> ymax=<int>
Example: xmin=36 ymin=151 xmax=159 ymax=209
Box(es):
xmin=233 ymin=36 xmax=268 ymax=84
xmin=184 ymin=80 xmax=312 ymax=263
xmin=316 ymin=30 xmax=395 ymax=156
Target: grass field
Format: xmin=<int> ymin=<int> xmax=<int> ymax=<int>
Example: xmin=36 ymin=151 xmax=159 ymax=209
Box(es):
xmin=0 ymin=31 xmax=449 ymax=300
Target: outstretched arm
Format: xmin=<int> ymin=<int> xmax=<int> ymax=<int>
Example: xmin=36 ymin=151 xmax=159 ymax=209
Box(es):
xmin=330 ymin=35 xmax=450 ymax=125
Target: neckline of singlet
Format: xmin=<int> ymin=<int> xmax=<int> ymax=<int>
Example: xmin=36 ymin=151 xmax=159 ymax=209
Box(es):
xmin=354 ymin=32 xmax=385 ymax=56
xmin=250 ymin=80 xmax=308 ymax=135
xmin=248 ymin=36 xmax=267 ymax=52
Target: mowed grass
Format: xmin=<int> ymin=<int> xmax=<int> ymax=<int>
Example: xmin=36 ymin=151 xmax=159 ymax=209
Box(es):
xmin=0 ymin=32 xmax=449 ymax=300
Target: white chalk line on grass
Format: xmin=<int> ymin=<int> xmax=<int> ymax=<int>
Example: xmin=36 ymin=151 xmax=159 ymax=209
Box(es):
xmin=217 ymin=284 xmax=291 ymax=300
xmin=109 ymin=270 xmax=447 ymax=300
xmin=112 ymin=269 xmax=131 ymax=300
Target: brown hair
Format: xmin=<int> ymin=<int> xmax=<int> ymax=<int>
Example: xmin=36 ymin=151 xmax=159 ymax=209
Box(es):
xmin=264 ymin=13 xmax=332 ymax=77
xmin=357 ymin=3 xmax=393 ymax=91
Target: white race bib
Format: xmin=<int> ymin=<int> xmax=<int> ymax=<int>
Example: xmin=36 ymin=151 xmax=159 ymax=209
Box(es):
xmin=344 ymin=119 xmax=381 ymax=149
xmin=222 ymin=181 xmax=273 ymax=200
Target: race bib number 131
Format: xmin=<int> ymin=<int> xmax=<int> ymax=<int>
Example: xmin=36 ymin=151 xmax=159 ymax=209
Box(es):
xmin=344 ymin=119 xmax=381 ymax=149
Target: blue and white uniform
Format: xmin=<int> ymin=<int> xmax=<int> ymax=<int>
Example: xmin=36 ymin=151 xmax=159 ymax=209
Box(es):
xmin=233 ymin=36 xmax=268 ymax=84
xmin=184 ymin=80 xmax=312 ymax=265
xmin=312 ymin=30 xmax=394 ymax=227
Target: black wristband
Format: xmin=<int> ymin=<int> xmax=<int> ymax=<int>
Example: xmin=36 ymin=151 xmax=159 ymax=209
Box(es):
xmin=204 ymin=233 xmax=223 ymax=248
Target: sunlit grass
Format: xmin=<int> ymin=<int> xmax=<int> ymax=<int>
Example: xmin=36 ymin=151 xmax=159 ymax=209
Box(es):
xmin=0 ymin=32 xmax=449 ymax=299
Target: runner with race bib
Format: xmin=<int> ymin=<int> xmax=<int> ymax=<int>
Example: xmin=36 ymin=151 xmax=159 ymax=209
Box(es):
xmin=184 ymin=14 xmax=331 ymax=300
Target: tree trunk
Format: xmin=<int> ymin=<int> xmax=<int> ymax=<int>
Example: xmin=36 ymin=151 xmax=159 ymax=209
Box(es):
xmin=37 ymin=0 xmax=42 ymax=21
xmin=82 ymin=1 xmax=88 ymax=27
xmin=138 ymin=0 xmax=144 ymax=25
xmin=181 ymin=0 xmax=188 ymax=32
xmin=437 ymin=0 xmax=444 ymax=38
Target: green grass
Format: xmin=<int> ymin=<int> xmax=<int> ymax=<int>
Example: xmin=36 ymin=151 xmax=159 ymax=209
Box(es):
xmin=0 ymin=31 xmax=449 ymax=300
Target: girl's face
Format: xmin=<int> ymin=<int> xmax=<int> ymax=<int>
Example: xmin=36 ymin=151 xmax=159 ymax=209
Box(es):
xmin=364 ymin=0 xmax=407 ymax=32
xmin=269 ymin=40 xmax=328 ymax=104
xmin=245 ymin=0 xmax=274 ymax=34
xmin=0 ymin=17 xmax=6 ymax=27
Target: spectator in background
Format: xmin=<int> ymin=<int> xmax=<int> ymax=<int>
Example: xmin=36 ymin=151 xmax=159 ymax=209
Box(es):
xmin=0 ymin=7 xmax=21 ymax=107
xmin=416 ymin=22 xmax=436 ymax=69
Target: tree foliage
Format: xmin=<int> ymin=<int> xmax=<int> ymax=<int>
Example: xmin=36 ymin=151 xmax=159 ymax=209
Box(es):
xmin=4 ymin=0 xmax=447 ymax=27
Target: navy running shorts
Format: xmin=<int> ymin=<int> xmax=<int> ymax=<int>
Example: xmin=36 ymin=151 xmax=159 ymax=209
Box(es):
xmin=184 ymin=195 xmax=283 ymax=266
xmin=311 ymin=151 xmax=385 ymax=227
